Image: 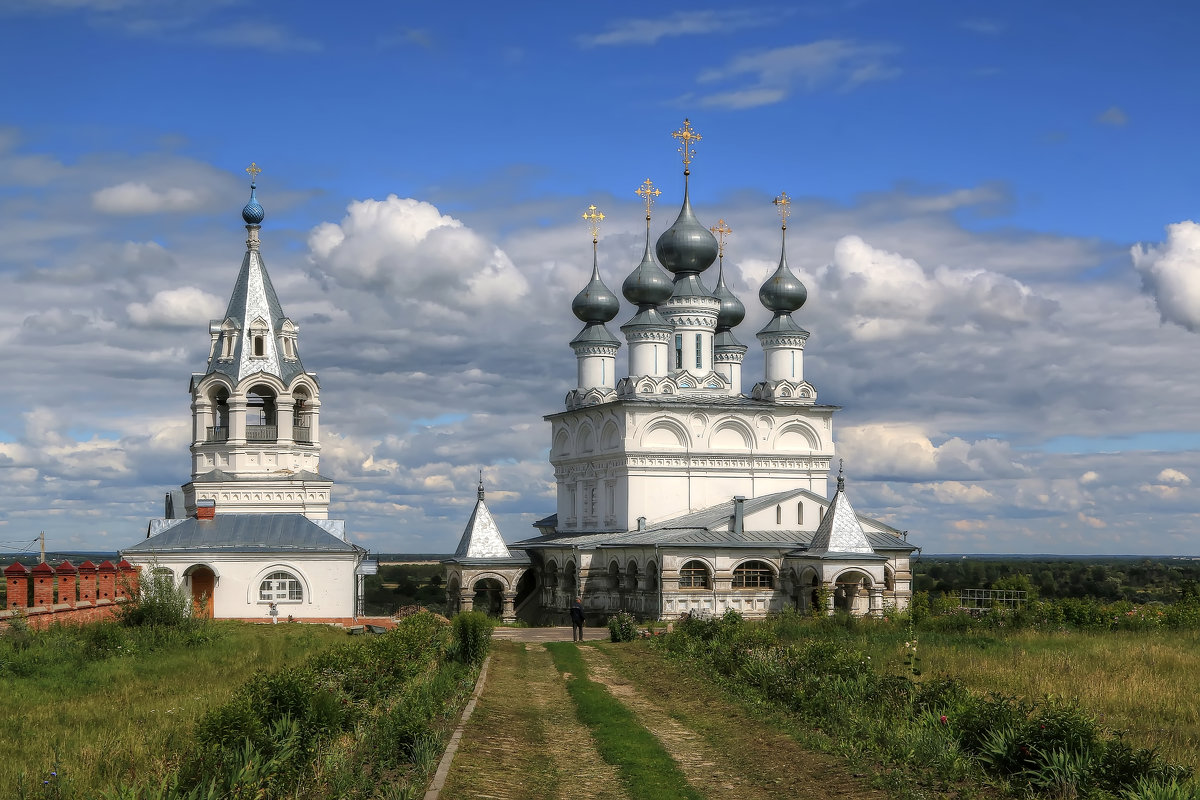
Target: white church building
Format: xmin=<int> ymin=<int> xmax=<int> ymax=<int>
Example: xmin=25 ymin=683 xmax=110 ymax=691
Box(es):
xmin=123 ymin=168 xmax=374 ymax=621
xmin=447 ymin=121 xmax=916 ymax=623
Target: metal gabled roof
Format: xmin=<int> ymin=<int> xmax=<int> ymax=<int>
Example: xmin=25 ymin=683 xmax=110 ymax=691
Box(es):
xmin=519 ymin=486 xmax=915 ymax=553
xmin=123 ymin=513 xmax=358 ymax=555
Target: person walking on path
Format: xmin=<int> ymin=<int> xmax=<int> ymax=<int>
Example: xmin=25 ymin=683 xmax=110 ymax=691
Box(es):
xmin=570 ymin=596 xmax=585 ymax=641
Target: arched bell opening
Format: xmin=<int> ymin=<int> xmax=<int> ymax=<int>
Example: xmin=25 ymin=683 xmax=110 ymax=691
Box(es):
xmin=208 ymin=387 xmax=230 ymax=442
xmin=292 ymin=386 xmax=313 ymax=444
xmin=246 ymin=384 xmax=277 ymax=442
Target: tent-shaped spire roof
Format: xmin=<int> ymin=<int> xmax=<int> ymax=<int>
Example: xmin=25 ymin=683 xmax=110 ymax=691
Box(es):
xmin=453 ymin=477 xmax=513 ymax=559
xmin=205 ymin=172 xmax=306 ymax=386
xmin=807 ymin=467 xmax=877 ymax=556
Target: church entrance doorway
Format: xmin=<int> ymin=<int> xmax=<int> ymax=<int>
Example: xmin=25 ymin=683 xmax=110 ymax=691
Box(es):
xmin=513 ymin=570 xmax=537 ymax=624
xmin=189 ymin=566 xmax=215 ymax=618
xmin=471 ymin=578 xmax=504 ymax=617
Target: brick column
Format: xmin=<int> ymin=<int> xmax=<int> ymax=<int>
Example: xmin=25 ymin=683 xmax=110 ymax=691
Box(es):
xmin=78 ymin=561 xmax=98 ymax=604
xmin=4 ymin=562 xmax=30 ymax=609
xmin=97 ymin=560 xmax=117 ymax=602
xmin=117 ymin=559 xmax=139 ymax=600
xmin=31 ymin=562 xmax=55 ymax=608
xmin=56 ymin=561 xmax=78 ymax=607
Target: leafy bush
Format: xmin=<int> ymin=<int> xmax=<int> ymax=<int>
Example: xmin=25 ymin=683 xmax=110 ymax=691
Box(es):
xmin=117 ymin=569 xmax=194 ymax=629
xmin=451 ymin=611 xmax=492 ymax=665
xmin=608 ymin=611 xmax=637 ymax=643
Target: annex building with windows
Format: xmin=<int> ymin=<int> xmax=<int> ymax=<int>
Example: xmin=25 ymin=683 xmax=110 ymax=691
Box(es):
xmin=446 ymin=121 xmax=917 ymax=623
xmin=122 ymin=170 xmax=374 ymax=621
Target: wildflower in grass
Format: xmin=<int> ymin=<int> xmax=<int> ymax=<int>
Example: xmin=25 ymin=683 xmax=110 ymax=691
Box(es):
xmin=939 ymin=715 xmax=948 ymax=725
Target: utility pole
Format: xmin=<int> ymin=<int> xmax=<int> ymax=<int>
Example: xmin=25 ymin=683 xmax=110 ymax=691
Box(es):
xmin=39 ymin=531 xmax=45 ymax=564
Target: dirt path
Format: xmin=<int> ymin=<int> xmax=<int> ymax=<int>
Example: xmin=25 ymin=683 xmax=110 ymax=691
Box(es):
xmin=437 ymin=641 xmax=628 ymax=800
xmin=579 ymin=645 xmax=889 ymax=800
xmin=437 ymin=637 xmax=886 ymax=800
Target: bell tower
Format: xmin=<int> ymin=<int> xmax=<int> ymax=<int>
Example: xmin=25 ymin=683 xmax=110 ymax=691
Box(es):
xmin=183 ymin=164 xmax=332 ymax=519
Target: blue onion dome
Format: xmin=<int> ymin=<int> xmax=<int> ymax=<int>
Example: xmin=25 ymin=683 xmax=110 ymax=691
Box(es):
xmin=759 ymin=240 xmax=807 ymax=313
xmin=241 ymin=185 xmax=265 ymax=225
xmin=623 ymin=238 xmax=674 ymax=307
xmin=572 ymin=262 xmax=620 ymax=323
xmin=713 ymin=266 xmax=746 ymax=330
xmin=655 ymin=188 xmax=718 ymax=275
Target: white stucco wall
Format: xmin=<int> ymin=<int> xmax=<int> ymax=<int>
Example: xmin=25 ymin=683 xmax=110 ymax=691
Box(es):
xmin=125 ymin=552 xmax=359 ymax=620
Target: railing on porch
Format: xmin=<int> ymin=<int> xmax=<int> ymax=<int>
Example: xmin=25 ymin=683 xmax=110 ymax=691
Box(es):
xmin=293 ymin=425 xmax=312 ymax=444
xmin=206 ymin=427 xmax=228 ymax=442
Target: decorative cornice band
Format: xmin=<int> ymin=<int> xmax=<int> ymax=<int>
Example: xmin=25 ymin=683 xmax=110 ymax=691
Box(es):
xmin=571 ymin=343 xmax=621 ymax=356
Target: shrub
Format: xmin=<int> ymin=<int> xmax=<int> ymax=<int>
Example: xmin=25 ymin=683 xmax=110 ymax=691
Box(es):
xmin=451 ymin=610 xmax=492 ymax=665
xmin=608 ymin=611 xmax=637 ymax=642
xmin=118 ymin=569 xmax=194 ymax=629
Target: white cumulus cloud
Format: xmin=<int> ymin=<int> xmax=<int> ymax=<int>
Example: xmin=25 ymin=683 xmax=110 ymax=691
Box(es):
xmin=127 ymin=287 xmax=224 ymax=328
xmin=92 ymin=181 xmax=205 ymax=214
xmin=818 ymin=235 xmax=1057 ymax=340
xmin=1132 ymin=221 xmax=1200 ymax=332
xmin=308 ymin=195 xmax=529 ymax=309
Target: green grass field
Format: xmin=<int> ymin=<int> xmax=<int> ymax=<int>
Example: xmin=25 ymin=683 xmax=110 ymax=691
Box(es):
xmin=800 ymin=620 xmax=1200 ymax=773
xmin=2 ymin=621 xmax=347 ymax=796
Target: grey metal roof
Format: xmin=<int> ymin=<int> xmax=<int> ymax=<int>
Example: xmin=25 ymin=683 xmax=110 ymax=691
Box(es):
xmin=807 ymin=478 xmax=875 ymax=555
xmin=518 ymin=487 xmax=914 ymax=552
xmin=205 ymin=246 xmax=307 ymax=386
xmin=453 ymin=497 xmax=513 ymax=559
xmin=123 ymin=513 xmax=358 ymax=554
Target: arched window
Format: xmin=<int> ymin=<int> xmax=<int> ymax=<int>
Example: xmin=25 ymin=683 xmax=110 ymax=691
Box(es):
xmin=678 ymin=560 xmax=710 ymax=589
xmin=259 ymin=571 xmax=302 ymax=602
xmin=626 ymin=561 xmax=640 ymax=591
xmin=732 ymin=561 xmax=775 ymax=589
xmin=776 ymin=505 xmax=782 ymax=525
xmin=797 ymin=503 xmax=804 ymax=525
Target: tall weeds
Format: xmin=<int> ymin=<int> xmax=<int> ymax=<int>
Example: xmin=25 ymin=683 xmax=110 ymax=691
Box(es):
xmin=657 ymin=610 xmax=1197 ymax=800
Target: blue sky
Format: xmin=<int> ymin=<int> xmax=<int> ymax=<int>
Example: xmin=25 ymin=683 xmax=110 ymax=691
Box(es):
xmin=1 ymin=0 xmax=1199 ymax=557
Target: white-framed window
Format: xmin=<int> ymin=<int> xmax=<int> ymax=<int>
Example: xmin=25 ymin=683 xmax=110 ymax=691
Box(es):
xmin=259 ymin=571 xmax=302 ymax=602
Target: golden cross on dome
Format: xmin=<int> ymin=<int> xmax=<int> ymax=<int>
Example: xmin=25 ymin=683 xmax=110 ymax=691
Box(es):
xmin=773 ymin=191 xmax=792 ymax=229
xmin=710 ymin=219 xmax=732 ymax=258
xmin=635 ymin=178 xmax=661 ymax=220
xmin=245 ymin=162 xmax=262 ymax=186
xmin=582 ymin=204 xmax=605 ymax=243
xmin=672 ymin=118 xmax=701 ymax=169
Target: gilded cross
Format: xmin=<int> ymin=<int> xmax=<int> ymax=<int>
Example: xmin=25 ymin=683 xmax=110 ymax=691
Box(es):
xmin=245 ymin=162 xmax=262 ymax=185
xmin=773 ymin=191 xmax=791 ymax=229
xmin=672 ymin=118 xmax=701 ymax=168
xmin=635 ymin=178 xmax=662 ymax=220
xmin=582 ymin=204 xmax=605 ymax=243
xmin=710 ymin=219 xmax=732 ymax=258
